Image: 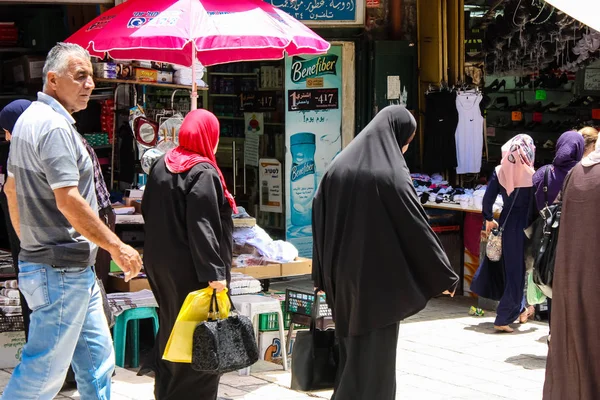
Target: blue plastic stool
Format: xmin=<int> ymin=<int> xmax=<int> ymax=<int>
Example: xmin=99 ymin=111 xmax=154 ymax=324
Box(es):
xmin=112 ymin=307 xmax=159 ymax=368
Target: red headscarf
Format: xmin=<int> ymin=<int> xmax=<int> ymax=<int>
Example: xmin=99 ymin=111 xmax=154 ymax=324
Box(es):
xmin=164 ymin=109 xmax=238 ymax=213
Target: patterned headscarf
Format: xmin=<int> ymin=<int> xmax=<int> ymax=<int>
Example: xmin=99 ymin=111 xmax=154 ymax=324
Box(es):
xmin=496 ymin=134 xmax=536 ymax=196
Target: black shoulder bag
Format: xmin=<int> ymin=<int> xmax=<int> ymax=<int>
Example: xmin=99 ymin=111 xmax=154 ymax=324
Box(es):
xmin=291 ymin=289 xmax=338 ymax=391
xmin=524 ymin=167 xmax=567 ymax=298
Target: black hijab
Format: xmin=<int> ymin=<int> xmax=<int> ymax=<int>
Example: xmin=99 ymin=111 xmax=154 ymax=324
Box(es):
xmin=312 ymin=105 xmax=458 ymax=337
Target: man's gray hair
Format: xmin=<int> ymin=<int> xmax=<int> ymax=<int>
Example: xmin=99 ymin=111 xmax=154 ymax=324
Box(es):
xmin=42 ymin=42 xmax=91 ymax=90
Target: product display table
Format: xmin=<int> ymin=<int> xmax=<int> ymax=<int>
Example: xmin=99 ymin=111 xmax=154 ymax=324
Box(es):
xmin=231 ymin=258 xmax=312 ymax=280
xmin=422 ymin=202 xmax=497 ymax=295
xmin=423 ymin=201 xmax=501 ymax=218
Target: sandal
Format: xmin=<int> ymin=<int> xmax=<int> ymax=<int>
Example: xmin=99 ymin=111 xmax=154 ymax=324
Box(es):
xmin=519 ymin=306 xmax=535 ymax=324
xmin=494 ymin=325 xmax=514 ymax=333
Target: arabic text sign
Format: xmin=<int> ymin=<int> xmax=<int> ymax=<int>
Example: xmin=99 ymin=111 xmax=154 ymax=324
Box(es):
xmin=266 ymin=0 xmax=362 ymax=24
xmin=288 ymin=88 xmax=339 ymax=111
xmin=239 ymin=91 xmax=278 ymax=112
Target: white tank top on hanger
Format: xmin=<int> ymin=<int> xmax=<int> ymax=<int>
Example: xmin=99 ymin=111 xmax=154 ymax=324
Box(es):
xmin=455 ymin=92 xmax=483 ymax=174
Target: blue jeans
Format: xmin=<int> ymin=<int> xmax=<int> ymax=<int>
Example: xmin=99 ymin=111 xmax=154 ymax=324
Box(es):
xmin=1 ymin=262 xmax=114 ymax=400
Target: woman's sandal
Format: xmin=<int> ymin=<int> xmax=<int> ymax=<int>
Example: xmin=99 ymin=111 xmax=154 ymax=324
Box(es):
xmin=519 ymin=306 xmax=535 ymax=324
xmin=494 ymin=325 xmax=514 ymax=333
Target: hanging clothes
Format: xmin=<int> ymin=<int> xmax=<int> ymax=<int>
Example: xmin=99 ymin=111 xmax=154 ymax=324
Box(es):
xmin=455 ymin=91 xmax=484 ymax=174
xmin=423 ymin=90 xmax=459 ymax=173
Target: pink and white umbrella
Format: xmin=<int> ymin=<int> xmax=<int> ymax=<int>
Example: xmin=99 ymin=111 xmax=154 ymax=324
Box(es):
xmin=66 ymin=0 xmax=330 ymax=108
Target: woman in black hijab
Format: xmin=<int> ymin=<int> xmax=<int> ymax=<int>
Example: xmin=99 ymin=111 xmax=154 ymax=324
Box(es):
xmin=312 ymin=105 xmax=459 ymax=400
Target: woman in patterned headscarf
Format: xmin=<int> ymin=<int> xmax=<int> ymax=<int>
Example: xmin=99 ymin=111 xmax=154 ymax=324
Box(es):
xmin=471 ymin=134 xmax=536 ymax=333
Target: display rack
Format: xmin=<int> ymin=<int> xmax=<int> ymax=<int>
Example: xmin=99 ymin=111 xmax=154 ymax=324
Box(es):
xmin=92 ymin=78 xmax=209 ymax=189
xmin=206 ymin=61 xmax=286 ymax=236
xmin=94 ymin=77 xmax=207 ymax=91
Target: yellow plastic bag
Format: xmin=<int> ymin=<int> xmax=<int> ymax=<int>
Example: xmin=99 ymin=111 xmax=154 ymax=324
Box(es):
xmin=162 ymin=287 xmax=231 ymax=363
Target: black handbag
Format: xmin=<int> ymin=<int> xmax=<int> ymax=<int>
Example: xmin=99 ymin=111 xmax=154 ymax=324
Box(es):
xmin=191 ymin=290 xmax=259 ymax=374
xmin=290 ymin=290 xmax=338 ymax=391
xmin=524 ymin=168 xmax=566 ymax=298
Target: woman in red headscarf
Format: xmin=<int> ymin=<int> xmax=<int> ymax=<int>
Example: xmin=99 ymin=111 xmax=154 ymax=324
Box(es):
xmin=141 ymin=109 xmax=235 ymax=400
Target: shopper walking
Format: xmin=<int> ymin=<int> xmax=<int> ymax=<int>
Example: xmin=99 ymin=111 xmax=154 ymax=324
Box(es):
xmin=141 ymin=109 xmax=235 ymax=400
xmin=0 ymin=100 xmax=31 ymax=338
xmin=543 ymin=134 xmax=600 ymax=400
xmin=471 ymin=134 xmax=536 ymax=333
xmin=312 ymin=105 xmax=459 ymax=400
xmin=0 ymin=42 xmax=142 ymax=400
xmin=531 ymin=130 xmax=584 ymax=339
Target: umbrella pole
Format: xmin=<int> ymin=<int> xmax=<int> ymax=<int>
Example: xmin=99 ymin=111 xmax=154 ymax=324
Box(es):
xmin=191 ymin=44 xmax=198 ymax=110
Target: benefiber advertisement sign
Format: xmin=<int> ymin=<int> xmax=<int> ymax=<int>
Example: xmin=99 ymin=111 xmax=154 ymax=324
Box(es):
xmin=285 ymin=45 xmax=343 ymax=257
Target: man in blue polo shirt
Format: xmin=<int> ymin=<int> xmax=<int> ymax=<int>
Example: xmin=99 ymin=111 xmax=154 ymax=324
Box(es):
xmin=1 ymin=42 xmax=142 ymax=400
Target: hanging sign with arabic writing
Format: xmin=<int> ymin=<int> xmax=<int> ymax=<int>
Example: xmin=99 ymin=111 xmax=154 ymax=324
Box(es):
xmin=265 ymin=0 xmax=365 ymax=26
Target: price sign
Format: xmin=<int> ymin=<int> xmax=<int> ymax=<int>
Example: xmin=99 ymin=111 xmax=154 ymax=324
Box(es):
xmin=532 ymin=112 xmax=543 ymax=123
xmin=239 ymin=91 xmax=277 ymax=111
xmin=592 ymin=109 xmax=600 ymax=120
xmin=535 ymin=90 xmax=547 ymax=100
xmin=511 ymin=111 xmax=523 ymax=122
xmin=288 ymin=88 xmax=339 ymax=111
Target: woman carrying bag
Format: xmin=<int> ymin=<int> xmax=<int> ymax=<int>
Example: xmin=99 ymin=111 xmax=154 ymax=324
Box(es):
xmin=141 ymin=109 xmax=235 ymax=400
xmin=531 ymin=130 xmax=584 ymax=340
xmin=471 ymin=134 xmax=536 ymax=333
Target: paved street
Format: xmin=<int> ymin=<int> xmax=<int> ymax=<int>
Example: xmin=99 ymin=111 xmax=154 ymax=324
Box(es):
xmin=0 ymin=296 xmax=550 ymax=399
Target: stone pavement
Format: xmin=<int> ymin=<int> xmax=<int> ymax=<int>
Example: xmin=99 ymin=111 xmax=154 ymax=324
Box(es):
xmin=0 ymin=296 xmax=550 ymax=399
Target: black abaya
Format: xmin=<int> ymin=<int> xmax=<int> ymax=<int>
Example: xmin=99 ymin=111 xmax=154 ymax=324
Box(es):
xmin=312 ymin=105 xmax=458 ymax=399
xmin=141 ymin=158 xmax=233 ymax=400
xmin=332 ymin=322 xmax=400 ymax=400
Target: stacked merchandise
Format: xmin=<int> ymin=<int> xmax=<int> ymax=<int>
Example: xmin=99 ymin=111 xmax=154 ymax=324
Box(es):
xmin=100 ymin=99 xmax=115 ymax=143
xmin=411 ymin=173 xmax=503 ymax=213
xmin=0 ymin=280 xmax=23 ymax=333
xmin=229 ymin=272 xmax=262 ymax=295
xmin=173 ymin=63 xmax=207 ymax=87
xmin=0 ymin=250 xmax=14 ymax=276
xmin=106 ymin=289 xmax=158 ymax=317
xmin=92 ymin=60 xmax=207 ymax=87
xmin=233 ymin=207 xmax=298 ymax=267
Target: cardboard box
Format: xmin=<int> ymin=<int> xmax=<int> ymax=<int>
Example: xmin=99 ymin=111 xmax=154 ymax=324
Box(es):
xmin=134 ymin=68 xmax=158 ymax=83
xmin=108 ymin=274 xmax=151 ymax=292
xmin=124 ymin=189 xmax=144 ymax=199
xmin=259 ymin=330 xmax=299 ymax=362
xmin=157 ymin=71 xmax=173 ymax=84
xmin=0 ymin=331 xmax=25 ymax=368
xmin=231 ymin=258 xmax=312 ymax=279
xmin=231 ymin=263 xmax=281 ymax=279
xmin=123 ymin=197 xmax=142 ymax=213
xmin=233 ymin=217 xmax=256 ymax=228
xmin=280 ymin=258 xmax=312 ymax=277
xmin=131 ymin=199 xmax=142 ymax=214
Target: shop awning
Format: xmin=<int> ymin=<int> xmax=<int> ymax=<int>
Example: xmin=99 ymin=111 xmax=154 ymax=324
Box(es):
xmin=545 ymin=0 xmax=600 ymax=32
xmin=0 ymin=0 xmax=112 ymax=4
